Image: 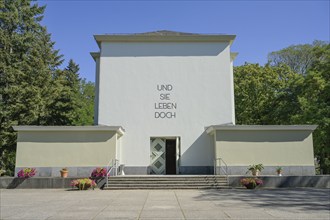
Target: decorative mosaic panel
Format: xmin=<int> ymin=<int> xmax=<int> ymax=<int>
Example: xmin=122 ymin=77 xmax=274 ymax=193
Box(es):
xmin=150 ymin=138 xmax=166 ymax=174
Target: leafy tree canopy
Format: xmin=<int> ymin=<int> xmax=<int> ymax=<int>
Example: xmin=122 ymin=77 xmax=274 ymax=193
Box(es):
xmin=236 ymin=42 xmax=330 ymax=174
xmin=267 ymin=40 xmax=328 ymax=76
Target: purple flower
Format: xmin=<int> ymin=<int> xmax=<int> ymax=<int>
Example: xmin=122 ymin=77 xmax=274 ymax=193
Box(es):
xmin=90 ymin=167 xmax=107 ymax=177
xmin=17 ymin=168 xmax=36 ymax=178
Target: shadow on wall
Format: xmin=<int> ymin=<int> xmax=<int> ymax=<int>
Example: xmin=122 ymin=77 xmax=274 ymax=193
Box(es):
xmin=180 ymin=131 xmax=214 ymax=174
xmin=7 ymin=178 xmax=26 ymax=189
xmin=101 ymin=43 xmax=228 ymax=57
xmin=216 ymin=130 xmax=312 ymax=142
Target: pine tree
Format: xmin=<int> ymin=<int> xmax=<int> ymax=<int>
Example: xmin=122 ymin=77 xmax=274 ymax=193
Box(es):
xmin=46 ymin=60 xmax=81 ymax=125
xmin=0 ymin=0 xmax=63 ymax=175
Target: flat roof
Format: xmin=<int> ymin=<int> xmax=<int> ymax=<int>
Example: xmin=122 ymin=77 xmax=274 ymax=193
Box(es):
xmin=13 ymin=125 xmax=125 ymax=136
xmin=93 ymin=30 xmax=236 ymax=48
xmin=205 ymin=124 xmax=318 ymax=134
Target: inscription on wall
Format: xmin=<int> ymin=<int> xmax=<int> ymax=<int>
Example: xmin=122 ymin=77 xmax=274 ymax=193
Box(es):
xmin=154 ymin=84 xmax=176 ymax=119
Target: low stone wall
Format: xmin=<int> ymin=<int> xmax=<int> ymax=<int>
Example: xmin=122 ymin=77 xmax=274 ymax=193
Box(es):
xmin=0 ymin=177 xmax=106 ymax=189
xmin=229 ymin=175 xmax=330 ymax=188
xmin=1 ymin=176 xmax=329 ymax=189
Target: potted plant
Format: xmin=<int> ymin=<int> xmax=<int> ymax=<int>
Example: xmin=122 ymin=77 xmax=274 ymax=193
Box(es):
xmin=60 ymin=168 xmax=69 ymax=178
xmin=70 ymin=178 xmax=96 ymax=190
xmin=276 ymin=167 xmax=283 ymax=176
xmin=17 ymin=168 xmax=37 ymax=178
xmin=247 ymin=164 xmax=264 ymax=176
xmin=240 ymin=178 xmax=263 ymax=189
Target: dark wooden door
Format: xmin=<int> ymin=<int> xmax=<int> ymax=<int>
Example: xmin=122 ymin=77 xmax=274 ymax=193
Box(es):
xmin=166 ymin=139 xmax=176 ymax=174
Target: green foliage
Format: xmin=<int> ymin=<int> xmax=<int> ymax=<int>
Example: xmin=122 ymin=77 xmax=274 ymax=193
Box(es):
xmin=235 ymin=42 xmax=330 ymax=174
xmin=74 ymin=79 xmax=95 ymax=125
xmin=46 ymin=60 xmax=80 ymax=125
xmin=291 ymin=44 xmax=330 ymax=174
xmin=246 ymin=164 xmax=264 ymax=175
xmin=0 ymin=0 xmax=95 ymax=175
xmin=0 ymin=0 xmax=62 ymax=175
xmin=268 ymin=40 xmax=328 ymax=75
xmin=234 ymin=64 xmax=303 ymax=125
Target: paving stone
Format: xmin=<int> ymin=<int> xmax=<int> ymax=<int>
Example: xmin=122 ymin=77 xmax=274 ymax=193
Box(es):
xmin=223 ymin=208 xmax=275 ymax=219
xmin=104 ymin=204 xmax=144 ymax=211
xmin=0 ymin=188 xmax=329 ymax=220
xmin=47 ymin=210 xmax=98 ymax=220
xmin=93 ymin=210 xmax=140 ymax=219
xmin=143 ymin=204 xmax=181 ymax=211
xmin=265 ymin=209 xmax=330 ymax=219
xmin=4 ymin=211 xmax=57 ymax=220
xmin=183 ymin=210 xmax=230 ymax=219
xmin=139 ymin=210 xmax=184 ymax=219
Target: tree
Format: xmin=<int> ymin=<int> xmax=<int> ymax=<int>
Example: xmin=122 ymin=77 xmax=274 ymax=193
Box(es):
xmin=74 ymin=79 xmax=95 ymax=125
xmin=291 ymin=44 xmax=330 ymax=174
xmin=0 ymin=0 xmax=63 ymax=175
xmin=268 ymin=41 xmax=328 ymax=76
xmin=45 ymin=60 xmax=81 ymax=125
xmin=234 ymin=63 xmax=303 ymax=125
xmin=47 ymin=60 xmax=95 ymax=126
xmin=0 ymin=0 xmax=95 ymax=175
xmin=236 ymin=42 xmax=330 ymax=174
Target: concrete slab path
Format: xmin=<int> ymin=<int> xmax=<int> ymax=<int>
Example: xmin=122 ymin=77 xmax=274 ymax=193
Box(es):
xmin=0 ymin=188 xmax=329 ymax=219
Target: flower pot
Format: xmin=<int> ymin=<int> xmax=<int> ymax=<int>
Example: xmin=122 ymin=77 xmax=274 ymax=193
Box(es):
xmin=277 ymin=171 xmax=282 ymax=176
xmin=60 ymin=170 xmax=68 ymax=178
xmin=252 ymin=170 xmax=260 ymax=176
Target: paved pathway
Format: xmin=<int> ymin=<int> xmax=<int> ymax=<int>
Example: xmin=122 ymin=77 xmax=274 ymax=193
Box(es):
xmin=0 ymin=188 xmax=329 ymax=219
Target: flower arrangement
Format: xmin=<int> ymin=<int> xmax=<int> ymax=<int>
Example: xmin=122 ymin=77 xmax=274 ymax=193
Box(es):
xmin=240 ymin=178 xmax=263 ymax=189
xmin=91 ymin=167 xmax=107 ymax=177
xmin=70 ymin=178 xmax=96 ymax=190
xmin=17 ymin=168 xmax=37 ymax=178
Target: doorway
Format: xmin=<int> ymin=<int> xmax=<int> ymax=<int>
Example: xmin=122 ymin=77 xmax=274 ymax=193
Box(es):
xmin=165 ymin=139 xmax=176 ymax=174
xmin=150 ymin=137 xmax=180 ymax=175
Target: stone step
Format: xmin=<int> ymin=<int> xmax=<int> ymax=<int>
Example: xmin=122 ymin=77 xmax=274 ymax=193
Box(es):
xmin=111 ymin=175 xmax=226 ymax=179
xmin=104 ymin=186 xmax=230 ymax=190
xmin=109 ymin=180 xmax=227 ymax=184
xmin=106 ymin=183 xmax=228 ymax=186
xmin=107 ymin=177 xmax=227 ymax=181
xmin=107 ymin=182 xmax=228 ymax=185
xmin=103 ymin=175 xmax=229 ymax=190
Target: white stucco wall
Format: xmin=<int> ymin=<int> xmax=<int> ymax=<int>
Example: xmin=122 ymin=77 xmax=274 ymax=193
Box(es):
xmin=96 ymin=42 xmax=235 ymax=168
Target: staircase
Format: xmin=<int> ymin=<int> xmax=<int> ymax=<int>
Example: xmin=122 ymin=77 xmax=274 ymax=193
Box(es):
xmin=103 ymin=175 xmax=229 ymax=190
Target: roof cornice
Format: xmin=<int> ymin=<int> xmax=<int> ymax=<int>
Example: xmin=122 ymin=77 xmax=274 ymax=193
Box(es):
xmin=94 ymin=34 xmax=236 ymax=48
xmin=230 ymin=52 xmax=238 ymax=61
xmin=90 ymin=52 xmax=100 ymax=61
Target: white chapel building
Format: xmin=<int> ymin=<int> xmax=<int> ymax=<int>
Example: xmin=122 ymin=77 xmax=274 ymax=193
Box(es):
xmin=14 ymin=31 xmax=317 ymax=176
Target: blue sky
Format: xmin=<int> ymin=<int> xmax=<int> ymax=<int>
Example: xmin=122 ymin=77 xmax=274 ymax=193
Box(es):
xmin=38 ymin=0 xmax=329 ymax=82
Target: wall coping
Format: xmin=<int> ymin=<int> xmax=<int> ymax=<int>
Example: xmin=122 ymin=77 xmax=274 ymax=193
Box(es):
xmin=13 ymin=125 xmax=125 ymax=136
xmin=205 ymin=125 xmax=318 ymax=134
